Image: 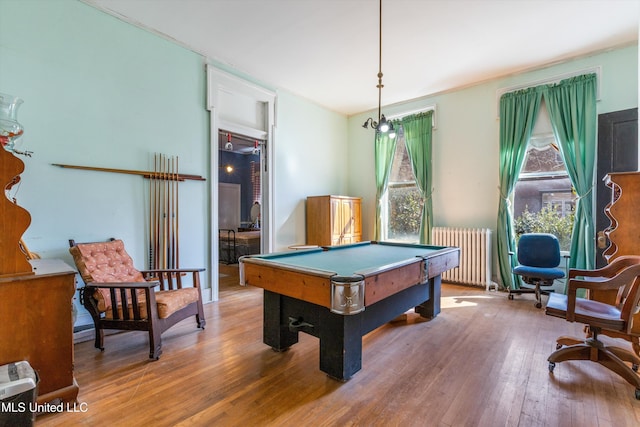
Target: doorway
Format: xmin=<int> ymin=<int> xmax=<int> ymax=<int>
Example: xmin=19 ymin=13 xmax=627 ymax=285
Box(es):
xmin=207 ymin=66 xmax=276 ymax=301
xmin=217 ymin=132 xmax=264 ymax=289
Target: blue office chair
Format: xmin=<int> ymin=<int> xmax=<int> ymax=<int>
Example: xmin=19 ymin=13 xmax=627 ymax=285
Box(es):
xmin=508 ymin=233 xmax=565 ymax=308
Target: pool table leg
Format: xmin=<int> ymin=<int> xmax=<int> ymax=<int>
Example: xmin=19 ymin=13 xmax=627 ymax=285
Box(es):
xmin=319 ymin=312 xmax=362 ymax=381
xmin=415 ymin=275 xmax=441 ymax=319
xmin=263 ymin=290 xmax=299 ymax=351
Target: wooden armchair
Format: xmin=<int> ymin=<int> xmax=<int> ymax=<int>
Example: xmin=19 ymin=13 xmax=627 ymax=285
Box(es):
xmin=69 ymin=239 xmax=206 ymax=359
xmin=545 ymin=256 xmax=640 ymax=400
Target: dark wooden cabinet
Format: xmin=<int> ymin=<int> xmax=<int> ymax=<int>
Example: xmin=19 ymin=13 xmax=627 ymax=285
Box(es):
xmin=0 ymin=259 xmax=78 ymax=404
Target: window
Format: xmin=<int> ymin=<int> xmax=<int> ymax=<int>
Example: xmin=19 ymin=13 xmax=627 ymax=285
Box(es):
xmin=513 ymin=103 xmax=575 ymax=251
xmin=382 ymin=128 xmax=424 ymax=243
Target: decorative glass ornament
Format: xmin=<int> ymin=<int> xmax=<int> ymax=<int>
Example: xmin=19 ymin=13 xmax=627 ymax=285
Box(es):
xmin=0 ymin=93 xmax=25 ymax=153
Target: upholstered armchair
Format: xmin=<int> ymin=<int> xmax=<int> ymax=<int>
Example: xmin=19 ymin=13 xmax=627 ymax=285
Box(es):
xmin=69 ymin=239 xmax=206 ymax=359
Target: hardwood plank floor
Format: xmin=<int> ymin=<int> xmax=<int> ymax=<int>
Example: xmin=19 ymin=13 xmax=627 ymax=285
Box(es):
xmin=37 ymin=266 xmax=640 ymax=426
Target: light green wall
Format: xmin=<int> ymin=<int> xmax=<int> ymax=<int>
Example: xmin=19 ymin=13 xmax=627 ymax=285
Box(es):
xmin=0 ymin=0 xmax=209 ymax=324
xmin=348 ymin=45 xmax=638 ymax=242
xmin=273 ymin=91 xmax=348 ymax=249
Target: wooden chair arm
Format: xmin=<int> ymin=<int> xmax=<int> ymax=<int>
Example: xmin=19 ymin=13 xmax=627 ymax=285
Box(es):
xmin=139 ymin=269 xmax=204 ymax=291
xmin=84 ymin=282 xmax=158 ymax=289
xmin=566 ymin=263 xmax=640 ymax=321
xmin=569 ymin=255 xmax=640 ymax=279
xmin=141 ymin=268 xmax=205 ymax=274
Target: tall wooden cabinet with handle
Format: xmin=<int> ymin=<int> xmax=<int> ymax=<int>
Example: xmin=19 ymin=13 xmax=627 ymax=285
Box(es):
xmin=599 ymin=171 xmax=640 ymax=354
xmin=306 ymin=195 xmax=362 ymax=246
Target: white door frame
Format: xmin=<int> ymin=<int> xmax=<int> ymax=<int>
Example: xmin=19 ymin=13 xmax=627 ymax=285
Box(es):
xmin=206 ymin=65 xmax=276 ymax=301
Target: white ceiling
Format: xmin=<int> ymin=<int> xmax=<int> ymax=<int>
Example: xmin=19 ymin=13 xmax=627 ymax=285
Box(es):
xmin=83 ymin=0 xmax=639 ymax=116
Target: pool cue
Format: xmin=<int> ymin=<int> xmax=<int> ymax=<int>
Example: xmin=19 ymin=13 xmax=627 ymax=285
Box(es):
xmin=154 ymin=153 xmax=161 ymax=270
xmin=160 ymin=154 xmax=167 ymax=268
xmin=169 ymin=156 xmax=176 ymax=269
xmin=175 ymin=156 xmax=179 ymax=268
xmin=148 ymin=155 xmax=154 ymax=269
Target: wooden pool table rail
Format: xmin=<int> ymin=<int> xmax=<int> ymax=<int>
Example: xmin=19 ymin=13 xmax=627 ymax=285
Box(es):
xmin=240 ymin=244 xmax=460 ymax=310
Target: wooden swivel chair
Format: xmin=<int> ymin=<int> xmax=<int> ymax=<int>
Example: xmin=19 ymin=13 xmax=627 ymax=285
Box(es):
xmin=508 ymin=233 xmax=565 ymax=308
xmin=69 ymin=239 xmax=206 ymax=359
xmin=545 ymin=257 xmax=640 ymax=400
xmin=572 ymin=255 xmax=640 ymax=359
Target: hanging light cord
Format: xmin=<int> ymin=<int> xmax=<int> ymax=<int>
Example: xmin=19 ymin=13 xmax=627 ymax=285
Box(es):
xmin=376 ymin=0 xmax=383 ymax=123
xmin=362 ymin=0 xmax=394 ymax=137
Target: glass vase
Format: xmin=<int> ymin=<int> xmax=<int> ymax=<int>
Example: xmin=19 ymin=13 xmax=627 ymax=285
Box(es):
xmin=0 ymin=93 xmax=25 ymax=153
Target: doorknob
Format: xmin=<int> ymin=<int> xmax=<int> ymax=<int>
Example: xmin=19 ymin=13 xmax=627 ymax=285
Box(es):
xmin=597 ymin=231 xmax=608 ymax=249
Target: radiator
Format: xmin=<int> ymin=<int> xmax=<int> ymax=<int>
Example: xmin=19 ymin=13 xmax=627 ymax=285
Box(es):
xmin=431 ymin=227 xmax=498 ymax=291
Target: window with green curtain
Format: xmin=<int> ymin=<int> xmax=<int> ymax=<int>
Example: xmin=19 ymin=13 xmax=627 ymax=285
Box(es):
xmin=497 ymin=73 xmax=597 ymax=290
xmin=374 ymin=111 xmax=434 ymax=244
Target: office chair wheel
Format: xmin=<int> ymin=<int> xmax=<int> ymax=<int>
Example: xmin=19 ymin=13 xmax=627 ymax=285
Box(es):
xmin=508 ymin=294 xmax=514 ymax=300
xmin=536 ymin=302 xmax=542 ymax=309
xmin=548 ymin=362 xmax=555 ymax=373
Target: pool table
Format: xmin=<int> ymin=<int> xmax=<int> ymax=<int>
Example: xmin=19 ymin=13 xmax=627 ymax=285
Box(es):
xmin=239 ymin=241 xmax=460 ymax=380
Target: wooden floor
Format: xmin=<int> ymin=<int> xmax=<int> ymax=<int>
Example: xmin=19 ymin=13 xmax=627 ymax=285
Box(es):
xmin=37 ymin=265 xmax=640 ymax=426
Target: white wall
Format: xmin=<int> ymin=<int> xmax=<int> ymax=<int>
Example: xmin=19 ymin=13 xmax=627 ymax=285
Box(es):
xmin=348 ymin=45 xmax=638 ymax=242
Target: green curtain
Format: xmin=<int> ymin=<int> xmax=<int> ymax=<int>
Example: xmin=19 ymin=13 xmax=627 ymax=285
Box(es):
xmin=544 ymin=73 xmax=597 ymax=271
xmin=497 ymin=87 xmax=543 ymax=289
xmin=373 ymin=129 xmax=398 ymax=241
xmin=402 ymin=111 xmax=434 ymax=244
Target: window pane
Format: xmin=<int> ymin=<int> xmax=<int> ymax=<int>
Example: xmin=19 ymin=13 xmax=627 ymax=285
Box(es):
xmin=385 ymin=130 xmax=423 ymax=243
xmin=389 ymin=130 xmax=414 ymax=183
xmin=521 ymin=143 xmax=565 ymax=174
xmin=513 ymin=144 xmax=575 ymax=251
xmin=388 ymin=185 xmax=423 ymax=242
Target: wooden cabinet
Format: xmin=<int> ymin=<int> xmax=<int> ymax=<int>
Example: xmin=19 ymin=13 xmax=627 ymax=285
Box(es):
xmin=0 ymin=259 xmax=79 ymax=404
xmin=306 ymin=195 xmax=362 ymax=246
xmin=600 ymin=171 xmax=640 ymax=335
xmin=603 ymin=172 xmax=640 ymax=263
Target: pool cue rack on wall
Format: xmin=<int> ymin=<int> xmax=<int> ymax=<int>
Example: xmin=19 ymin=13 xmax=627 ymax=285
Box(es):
xmin=52 ymin=157 xmax=205 ymax=270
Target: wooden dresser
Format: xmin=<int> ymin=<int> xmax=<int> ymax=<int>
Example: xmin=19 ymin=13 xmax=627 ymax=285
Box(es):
xmin=0 ymin=259 xmax=79 ymax=404
xmin=306 ymin=195 xmax=362 ymax=246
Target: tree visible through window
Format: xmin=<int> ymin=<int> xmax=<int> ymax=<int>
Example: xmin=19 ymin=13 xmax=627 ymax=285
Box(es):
xmin=384 ymin=129 xmax=423 ymax=243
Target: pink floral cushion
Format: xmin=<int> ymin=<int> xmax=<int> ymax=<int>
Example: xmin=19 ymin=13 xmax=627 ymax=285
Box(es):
xmin=69 ymin=240 xmax=145 ymax=284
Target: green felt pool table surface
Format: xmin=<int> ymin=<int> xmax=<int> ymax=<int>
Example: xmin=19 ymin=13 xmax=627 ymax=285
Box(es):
xmin=247 ymin=241 xmax=452 ymax=277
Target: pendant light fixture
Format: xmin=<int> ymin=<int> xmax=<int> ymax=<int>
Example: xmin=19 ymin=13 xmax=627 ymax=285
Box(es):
xmin=362 ymin=0 xmax=395 ymax=138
